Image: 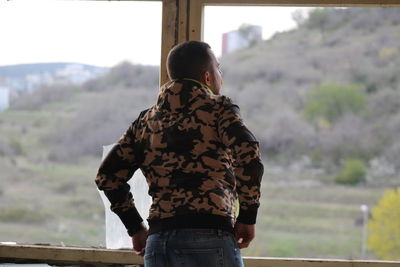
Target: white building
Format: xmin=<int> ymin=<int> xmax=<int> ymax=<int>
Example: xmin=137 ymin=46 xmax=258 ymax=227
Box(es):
xmin=222 ymin=25 xmax=262 ymax=55
xmin=0 ymin=87 xmax=10 ymax=112
xmin=56 ymin=64 xmax=106 ymax=84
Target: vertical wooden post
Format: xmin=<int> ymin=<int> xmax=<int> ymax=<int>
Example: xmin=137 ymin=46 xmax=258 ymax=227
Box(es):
xmin=188 ymin=1 xmax=203 ymax=41
xmin=160 ymin=0 xmax=204 ymax=85
xmin=160 ymin=0 xmax=178 ymax=85
xmin=177 ymin=0 xmax=189 ymax=43
xmin=160 ymin=0 xmax=192 ymax=85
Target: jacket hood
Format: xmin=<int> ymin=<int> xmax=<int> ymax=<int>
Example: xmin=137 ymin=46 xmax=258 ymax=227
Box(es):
xmin=156 ymin=79 xmax=211 ymax=113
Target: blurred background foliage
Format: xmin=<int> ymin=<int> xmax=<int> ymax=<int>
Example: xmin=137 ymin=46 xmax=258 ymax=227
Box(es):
xmin=367 ymin=188 xmax=400 ymax=260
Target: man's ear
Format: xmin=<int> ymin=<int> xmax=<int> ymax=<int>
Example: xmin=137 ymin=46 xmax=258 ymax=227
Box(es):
xmin=201 ymin=71 xmax=212 ymax=88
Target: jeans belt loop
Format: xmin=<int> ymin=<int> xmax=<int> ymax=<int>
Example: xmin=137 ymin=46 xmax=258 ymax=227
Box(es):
xmin=217 ymin=229 xmax=223 ymax=237
xmin=171 ymin=229 xmax=177 ymax=237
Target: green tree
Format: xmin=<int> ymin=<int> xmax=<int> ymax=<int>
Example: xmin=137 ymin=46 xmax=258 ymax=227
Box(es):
xmin=334 ymin=158 xmax=366 ymax=185
xmin=304 ymin=83 xmax=366 ymax=124
xmin=306 ymin=8 xmax=330 ymax=31
xmin=368 ymin=188 xmax=400 ymax=260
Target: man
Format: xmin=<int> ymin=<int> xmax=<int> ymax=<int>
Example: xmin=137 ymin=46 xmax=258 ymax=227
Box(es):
xmin=95 ymin=41 xmax=263 ymax=267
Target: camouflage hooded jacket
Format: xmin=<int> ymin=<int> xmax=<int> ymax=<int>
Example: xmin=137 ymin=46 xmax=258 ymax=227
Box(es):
xmin=95 ymin=79 xmax=264 ymax=236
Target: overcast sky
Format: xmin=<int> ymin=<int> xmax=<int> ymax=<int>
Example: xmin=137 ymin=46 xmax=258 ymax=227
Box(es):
xmin=0 ymin=0 xmax=312 ymax=67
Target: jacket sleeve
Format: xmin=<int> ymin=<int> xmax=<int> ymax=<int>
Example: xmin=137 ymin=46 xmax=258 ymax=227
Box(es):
xmin=95 ymin=119 xmax=144 ymax=236
xmin=218 ymin=97 xmax=264 ymax=225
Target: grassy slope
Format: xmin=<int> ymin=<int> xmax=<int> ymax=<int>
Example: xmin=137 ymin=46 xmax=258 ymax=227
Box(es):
xmin=0 ymin=99 xmax=387 ymax=257
xmin=0 ymin=141 xmax=387 ymax=258
xmin=0 ymin=91 xmax=106 ymax=246
xmin=248 ymin=182 xmax=385 ymax=258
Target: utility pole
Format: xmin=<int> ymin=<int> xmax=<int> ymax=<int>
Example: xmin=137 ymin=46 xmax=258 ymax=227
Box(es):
xmin=360 ymin=204 xmax=369 ymax=259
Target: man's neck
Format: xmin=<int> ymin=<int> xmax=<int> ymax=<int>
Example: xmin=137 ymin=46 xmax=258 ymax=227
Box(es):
xmin=183 ymin=78 xmax=214 ymax=95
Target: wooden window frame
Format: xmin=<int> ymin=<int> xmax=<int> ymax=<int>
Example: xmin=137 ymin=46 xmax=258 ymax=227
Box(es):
xmin=1 ymin=2 xmax=400 ymax=265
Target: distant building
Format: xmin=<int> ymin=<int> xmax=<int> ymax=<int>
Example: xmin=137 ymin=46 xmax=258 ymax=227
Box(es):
xmin=56 ymin=64 xmax=105 ymax=84
xmin=0 ymin=63 xmax=108 ymax=96
xmin=0 ymin=87 xmax=10 ymax=112
xmin=222 ymin=25 xmax=262 ymax=55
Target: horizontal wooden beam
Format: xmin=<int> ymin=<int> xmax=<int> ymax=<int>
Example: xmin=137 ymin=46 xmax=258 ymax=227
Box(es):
xmin=198 ymin=0 xmax=400 ymax=6
xmin=1 ymin=244 xmax=400 ymax=267
xmin=93 ymin=0 xmax=400 ymax=5
xmin=243 ymin=257 xmax=400 ymax=267
xmin=0 ymin=244 xmax=143 ymax=265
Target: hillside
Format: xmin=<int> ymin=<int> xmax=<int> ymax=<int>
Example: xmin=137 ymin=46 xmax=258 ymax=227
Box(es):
xmin=222 ymin=7 xmax=400 ymax=173
xmin=0 ymin=7 xmax=399 ymax=259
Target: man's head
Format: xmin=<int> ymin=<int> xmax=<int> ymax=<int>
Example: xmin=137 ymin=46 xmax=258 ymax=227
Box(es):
xmin=167 ymin=41 xmax=223 ymax=95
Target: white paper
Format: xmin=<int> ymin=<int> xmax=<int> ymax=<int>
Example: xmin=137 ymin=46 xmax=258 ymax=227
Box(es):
xmin=98 ymin=144 xmax=152 ymax=249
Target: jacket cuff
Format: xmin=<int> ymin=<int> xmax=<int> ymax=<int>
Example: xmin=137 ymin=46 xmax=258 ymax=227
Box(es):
xmin=127 ymin=222 xmax=146 ymax=236
xmin=236 ymin=208 xmax=258 ymax=224
xmin=116 ymin=207 xmax=144 ymax=236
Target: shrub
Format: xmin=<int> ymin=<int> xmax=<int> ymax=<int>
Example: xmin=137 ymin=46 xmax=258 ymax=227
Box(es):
xmin=304 ymin=83 xmax=366 ymax=124
xmin=44 ymin=88 xmax=155 ymax=162
xmin=11 ymin=83 xmax=78 ymax=110
xmin=334 ymin=158 xmax=366 ymax=185
xmin=318 ymin=114 xmax=378 ymax=164
xmin=307 ymin=8 xmax=330 ymax=31
xmin=368 ymin=187 xmax=400 ymax=260
xmin=9 ymin=138 xmax=23 ymax=156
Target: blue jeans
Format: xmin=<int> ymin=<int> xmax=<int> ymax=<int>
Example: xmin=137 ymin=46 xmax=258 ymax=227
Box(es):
xmin=144 ymin=228 xmax=244 ymax=267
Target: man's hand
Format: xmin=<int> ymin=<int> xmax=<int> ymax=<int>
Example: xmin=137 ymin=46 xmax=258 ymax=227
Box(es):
xmin=132 ymin=226 xmax=148 ymax=256
xmin=234 ymin=222 xmax=255 ymax=249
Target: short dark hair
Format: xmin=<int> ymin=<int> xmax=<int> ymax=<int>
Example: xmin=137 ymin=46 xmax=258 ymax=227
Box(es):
xmin=167 ymin=41 xmax=213 ymax=80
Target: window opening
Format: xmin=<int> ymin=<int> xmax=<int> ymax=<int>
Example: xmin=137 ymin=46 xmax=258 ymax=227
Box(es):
xmin=0 ymin=0 xmax=162 ymax=247
xmin=204 ymin=6 xmax=400 ymax=260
